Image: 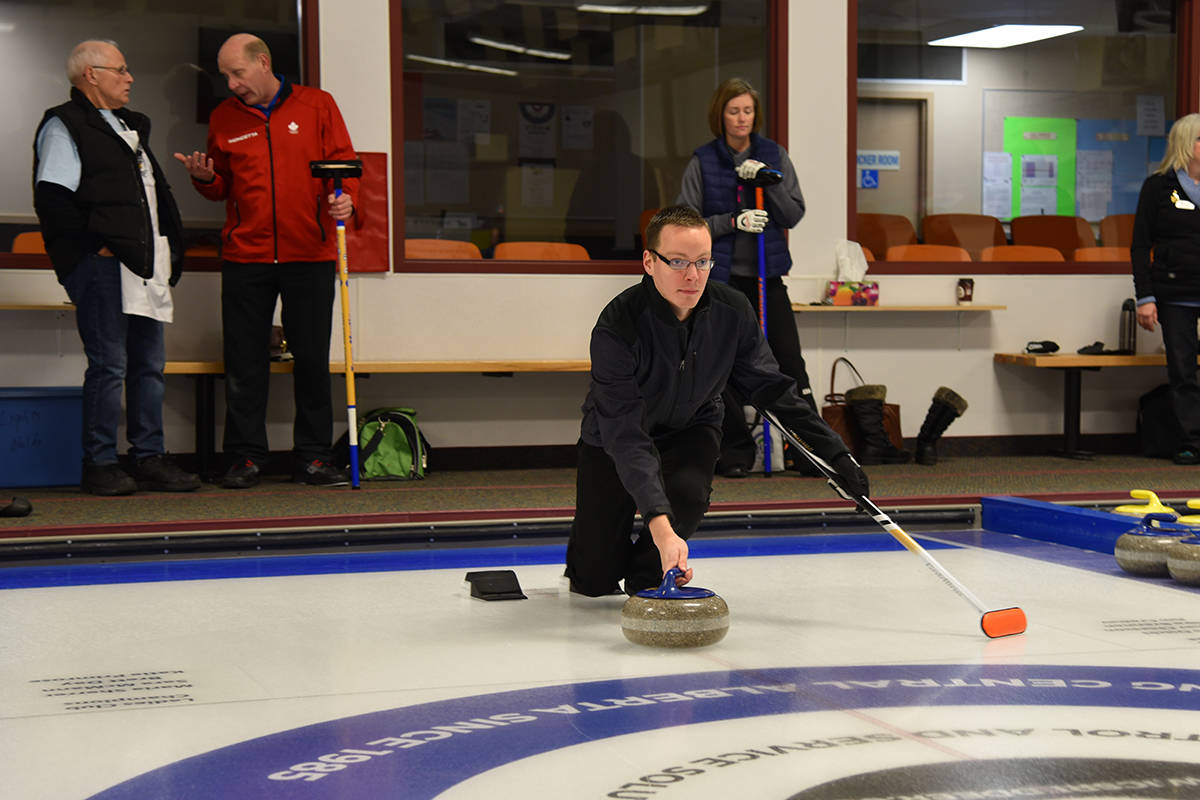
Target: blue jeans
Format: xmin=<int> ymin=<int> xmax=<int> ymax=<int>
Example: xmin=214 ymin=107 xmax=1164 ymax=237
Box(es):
xmin=61 ymin=253 xmax=166 ymax=465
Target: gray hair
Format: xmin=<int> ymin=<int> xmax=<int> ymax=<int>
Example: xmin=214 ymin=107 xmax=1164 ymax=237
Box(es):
xmin=67 ymin=39 xmax=119 ymax=85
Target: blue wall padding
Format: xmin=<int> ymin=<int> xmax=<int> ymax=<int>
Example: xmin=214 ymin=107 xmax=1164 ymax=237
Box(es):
xmin=981 ymin=496 xmax=1142 ymax=554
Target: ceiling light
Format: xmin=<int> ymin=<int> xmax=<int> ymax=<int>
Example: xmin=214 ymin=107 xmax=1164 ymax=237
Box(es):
xmin=928 ymin=24 xmax=1082 ymax=48
xmin=577 ymin=4 xmax=708 ymax=15
xmin=469 ymin=35 xmax=571 ymax=61
xmin=0 ymin=22 xmax=15 ymax=33
xmin=406 ymin=54 xmax=518 ymax=77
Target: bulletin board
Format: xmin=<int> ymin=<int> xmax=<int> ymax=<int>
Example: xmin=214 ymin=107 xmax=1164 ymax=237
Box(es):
xmin=1075 ymin=119 xmax=1149 ymax=220
xmin=1002 ymin=116 xmax=1077 ymax=218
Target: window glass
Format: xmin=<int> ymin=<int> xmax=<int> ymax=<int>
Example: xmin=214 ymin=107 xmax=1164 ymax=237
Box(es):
xmin=855 ymin=0 xmax=1176 ymax=263
xmin=2 ymin=0 xmax=300 ymax=254
xmin=400 ymin=1 xmax=769 ymax=261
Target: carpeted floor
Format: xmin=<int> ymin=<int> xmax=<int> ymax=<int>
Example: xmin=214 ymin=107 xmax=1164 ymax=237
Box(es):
xmin=3 ymin=455 xmax=1198 ymax=540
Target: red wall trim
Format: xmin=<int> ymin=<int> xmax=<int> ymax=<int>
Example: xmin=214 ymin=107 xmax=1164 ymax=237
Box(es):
xmin=1178 ymin=0 xmax=1199 ymax=116
xmin=302 ymin=0 xmax=319 ymax=88
xmin=847 ymin=0 xmax=858 ymax=242
xmin=769 ymin=0 xmax=788 ymax=148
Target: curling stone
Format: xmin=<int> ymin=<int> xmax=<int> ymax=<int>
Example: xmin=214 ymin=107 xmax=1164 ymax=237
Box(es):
xmin=1112 ymin=489 xmax=1175 ymax=518
xmin=1174 ymin=500 xmax=1200 ymax=526
xmin=621 ymin=568 xmax=728 ymax=648
xmin=1114 ymin=513 xmax=1193 ymax=576
xmin=1166 ymin=535 xmax=1200 ymax=586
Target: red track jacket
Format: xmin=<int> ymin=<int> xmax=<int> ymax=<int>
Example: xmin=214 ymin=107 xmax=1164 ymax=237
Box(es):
xmin=193 ymin=78 xmax=361 ymax=263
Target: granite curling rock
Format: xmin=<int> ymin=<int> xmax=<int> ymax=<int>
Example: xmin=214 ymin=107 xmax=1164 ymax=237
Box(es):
xmin=1166 ymin=535 xmax=1200 ymax=586
xmin=1114 ymin=513 xmax=1194 ymax=577
xmin=621 ymin=568 xmax=729 ymax=648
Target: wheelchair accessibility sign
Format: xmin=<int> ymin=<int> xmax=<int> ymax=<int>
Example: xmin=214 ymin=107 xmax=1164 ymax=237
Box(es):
xmin=859 ymin=169 xmax=879 ymax=189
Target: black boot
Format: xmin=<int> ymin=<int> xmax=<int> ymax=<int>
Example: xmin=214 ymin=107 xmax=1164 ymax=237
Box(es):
xmin=915 ymin=387 xmax=968 ymax=466
xmin=845 ymin=384 xmax=911 ymax=465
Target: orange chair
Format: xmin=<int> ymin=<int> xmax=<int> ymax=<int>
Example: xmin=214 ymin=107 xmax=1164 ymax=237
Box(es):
xmin=1010 ymin=215 xmax=1095 ymax=260
xmin=921 ymin=213 xmax=1005 ymax=261
xmin=1072 ymin=246 xmax=1130 ymax=263
xmin=1099 ymin=213 xmax=1135 ymax=248
xmin=860 ymin=244 xmax=875 ymax=261
xmin=493 ymin=242 xmax=590 ymax=260
xmin=405 ymin=239 xmax=483 ymax=259
xmin=981 ymin=244 xmax=1064 ymax=261
xmin=11 ymin=231 xmax=45 ymax=253
xmin=885 ymin=243 xmax=970 ymax=262
xmin=855 ymin=213 xmax=916 ymax=261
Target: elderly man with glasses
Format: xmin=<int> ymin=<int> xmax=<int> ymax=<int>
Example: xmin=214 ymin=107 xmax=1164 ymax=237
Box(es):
xmin=565 ymin=206 xmax=867 ymax=598
xmin=32 ymin=39 xmax=199 ymax=496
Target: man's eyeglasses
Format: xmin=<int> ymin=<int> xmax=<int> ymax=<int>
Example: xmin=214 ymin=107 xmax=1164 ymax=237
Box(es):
xmin=650 ymin=249 xmax=714 ymax=272
xmin=92 ymin=64 xmax=130 ymax=76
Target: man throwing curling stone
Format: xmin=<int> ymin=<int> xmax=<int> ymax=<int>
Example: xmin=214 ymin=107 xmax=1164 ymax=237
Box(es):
xmin=566 ymin=206 xmax=867 ymax=596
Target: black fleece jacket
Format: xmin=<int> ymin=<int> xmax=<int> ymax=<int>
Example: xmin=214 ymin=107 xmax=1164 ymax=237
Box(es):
xmin=581 ymin=275 xmax=849 ymax=521
xmin=1132 ymin=170 xmax=1200 ymax=303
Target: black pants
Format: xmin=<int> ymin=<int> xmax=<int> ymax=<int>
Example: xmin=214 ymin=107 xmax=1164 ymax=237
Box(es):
xmin=718 ymin=275 xmax=816 ymax=471
xmin=221 ymin=261 xmax=336 ymax=464
xmin=1158 ymin=302 xmax=1200 ymax=450
xmin=565 ymin=425 xmax=720 ymax=596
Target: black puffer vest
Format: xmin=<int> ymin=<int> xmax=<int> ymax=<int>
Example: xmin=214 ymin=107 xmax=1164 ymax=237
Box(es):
xmin=33 ymin=88 xmax=183 ymax=282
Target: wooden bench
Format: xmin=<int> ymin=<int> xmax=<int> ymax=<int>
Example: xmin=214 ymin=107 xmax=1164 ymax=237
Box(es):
xmin=993 ymin=352 xmax=1177 ymax=458
xmin=165 ymin=359 xmax=592 ymax=473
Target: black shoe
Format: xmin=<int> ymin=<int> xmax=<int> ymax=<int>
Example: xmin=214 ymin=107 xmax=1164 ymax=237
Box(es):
xmin=134 ymin=454 xmax=201 ymax=492
xmin=222 ymin=458 xmax=261 ymax=489
xmin=1 ymin=497 xmax=32 ymax=517
xmin=294 ymin=458 xmax=350 ymax=486
xmin=81 ymin=463 xmax=137 ymax=496
xmin=719 ymin=464 xmax=750 ymax=478
xmin=1174 ymin=449 xmax=1200 ymax=465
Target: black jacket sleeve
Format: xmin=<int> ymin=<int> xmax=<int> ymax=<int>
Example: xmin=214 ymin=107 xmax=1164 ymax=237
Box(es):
xmin=33 ymin=180 xmax=99 ymax=283
xmin=588 ymin=325 xmax=675 ymax=522
xmin=726 ymin=297 xmax=850 ymax=463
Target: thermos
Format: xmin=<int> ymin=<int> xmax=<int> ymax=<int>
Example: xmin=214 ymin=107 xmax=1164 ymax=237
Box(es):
xmin=1119 ymin=298 xmax=1136 ymax=354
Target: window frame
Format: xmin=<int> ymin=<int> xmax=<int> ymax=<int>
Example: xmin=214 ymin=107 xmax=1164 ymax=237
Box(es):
xmin=847 ymin=0 xmax=1200 ymax=276
xmin=0 ymin=0 xmax=319 ymax=275
xmin=388 ymin=0 xmax=790 ymax=275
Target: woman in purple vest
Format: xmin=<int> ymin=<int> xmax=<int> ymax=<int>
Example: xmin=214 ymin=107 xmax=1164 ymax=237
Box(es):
xmin=676 ymin=77 xmax=814 ymax=477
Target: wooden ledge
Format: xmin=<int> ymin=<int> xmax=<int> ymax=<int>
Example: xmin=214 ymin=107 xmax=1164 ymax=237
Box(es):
xmin=794 ymin=304 xmax=1005 ymax=312
xmin=994 ymin=352 xmax=1169 ymax=368
xmin=164 ymin=359 xmax=592 ymax=375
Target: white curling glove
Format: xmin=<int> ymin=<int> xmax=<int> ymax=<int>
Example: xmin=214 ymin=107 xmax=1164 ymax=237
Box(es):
xmin=735 ymin=208 xmax=769 ymax=233
xmin=735 ymin=159 xmax=767 ymax=180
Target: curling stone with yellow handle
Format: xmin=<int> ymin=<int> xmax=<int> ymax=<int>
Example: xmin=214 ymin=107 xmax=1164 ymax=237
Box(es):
xmin=621 ymin=568 xmax=729 ymax=648
xmin=1166 ymin=536 xmax=1200 ymax=586
xmin=1172 ymin=500 xmax=1200 ymax=526
xmin=1112 ymin=489 xmax=1176 ymax=518
xmin=1114 ymin=513 xmax=1193 ymax=577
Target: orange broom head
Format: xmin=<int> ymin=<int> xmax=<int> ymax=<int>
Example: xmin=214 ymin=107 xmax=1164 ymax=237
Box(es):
xmin=980 ymin=607 xmax=1027 ymax=638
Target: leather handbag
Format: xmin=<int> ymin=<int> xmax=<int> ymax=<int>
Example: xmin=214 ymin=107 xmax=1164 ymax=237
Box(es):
xmin=820 ymin=356 xmax=903 ymax=455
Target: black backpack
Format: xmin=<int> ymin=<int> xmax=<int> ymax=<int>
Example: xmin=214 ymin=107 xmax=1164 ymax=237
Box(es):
xmin=1136 ymin=384 xmax=1183 ymax=458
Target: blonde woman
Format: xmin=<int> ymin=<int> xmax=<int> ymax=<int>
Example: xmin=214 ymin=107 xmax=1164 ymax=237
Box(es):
xmin=1132 ymin=112 xmax=1200 ymax=464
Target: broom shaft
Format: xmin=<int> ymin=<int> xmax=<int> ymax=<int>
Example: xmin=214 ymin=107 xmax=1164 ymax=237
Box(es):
xmin=335 ymin=195 xmax=359 ymax=487
xmin=757 ymin=407 xmax=989 ymax=615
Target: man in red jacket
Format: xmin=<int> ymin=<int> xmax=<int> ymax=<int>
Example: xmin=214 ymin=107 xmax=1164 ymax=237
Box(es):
xmin=175 ymin=33 xmax=360 ymax=489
